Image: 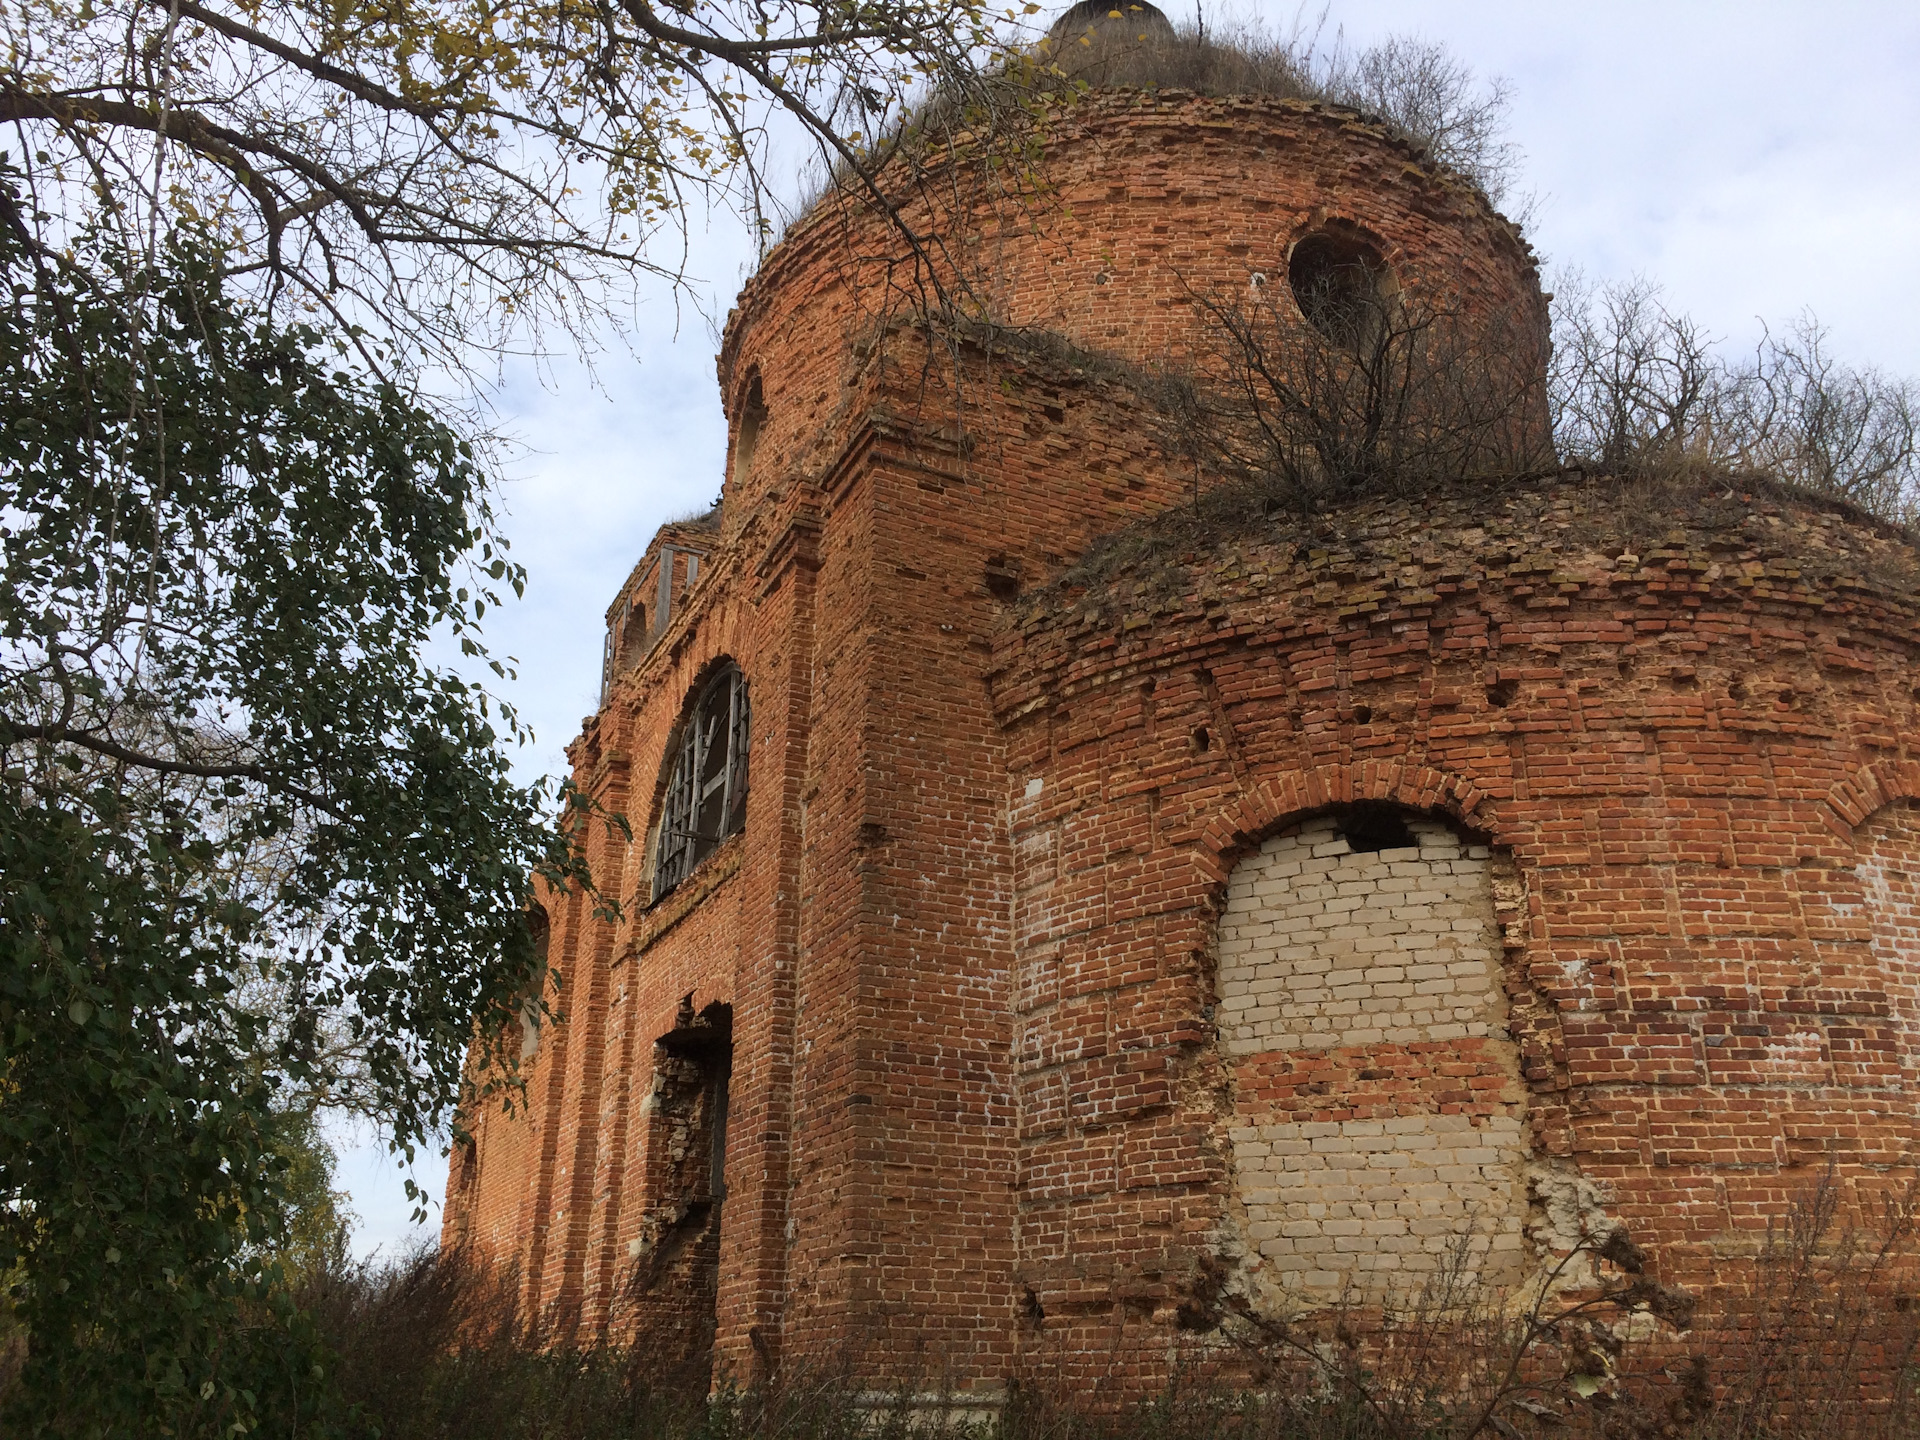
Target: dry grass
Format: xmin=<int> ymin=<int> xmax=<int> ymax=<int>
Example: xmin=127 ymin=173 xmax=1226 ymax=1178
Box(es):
xmin=780 ymin=13 xmax=1524 ymax=240
xmin=295 ymin=1173 xmax=1920 ymax=1440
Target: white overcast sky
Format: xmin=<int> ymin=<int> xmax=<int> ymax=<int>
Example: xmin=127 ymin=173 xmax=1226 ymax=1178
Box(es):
xmin=333 ymin=0 xmax=1920 ymax=1259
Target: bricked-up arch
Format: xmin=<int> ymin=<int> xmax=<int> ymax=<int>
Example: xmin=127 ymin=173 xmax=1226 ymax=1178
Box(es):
xmin=1197 ymin=762 xmax=1498 ymax=885
xmin=651 ymin=662 xmax=751 ymax=901
xmin=1824 ymin=758 xmax=1920 ymax=837
xmin=622 ymin=999 xmax=733 ymax=1384
xmin=1217 ymin=808 xmax=1529 ymax=1304
xmin=1854 ymin=802 xmax=1920 ymax=1094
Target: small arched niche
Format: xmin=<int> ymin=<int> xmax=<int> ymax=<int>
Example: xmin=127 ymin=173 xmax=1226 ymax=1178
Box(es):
xmin=1853 ymin=801 xmax=1920 ymax=1080
xmin=728 ymin=372 xmax=768 ymax=490
xmin=1216 ymin=807 xmax=1528 ymax=1304
xmin=1288 ymin=228 xmax=1393 ymax=349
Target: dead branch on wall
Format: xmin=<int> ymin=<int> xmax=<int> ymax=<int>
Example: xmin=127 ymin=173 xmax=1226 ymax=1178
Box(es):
xmin=1687 ymin=1171 xmax=1920 ymax=1440
xmin=1131 ymin=270 xmax=1552 ymax=516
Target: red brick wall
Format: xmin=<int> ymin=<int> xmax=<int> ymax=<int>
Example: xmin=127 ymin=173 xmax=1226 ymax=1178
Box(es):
xmin=713 ymin=91 xmax=1545 ymax=556
xmin=991 ymin=469 xmax=1920 ymax=1372
xmin=443 ymin=88 xmax=1918 ymax=1398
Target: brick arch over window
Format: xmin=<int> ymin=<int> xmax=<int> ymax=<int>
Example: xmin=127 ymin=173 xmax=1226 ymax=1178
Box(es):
xmin=1212 ymin=798 xmax=1529 ymax=1307
xmin=649 ymin=659 xmax=751 ymax=903
xmin=1824 ymin=759 xmax=1920 ymax=838
xmin=1196 ymin=761 xmax=1499 ymax=885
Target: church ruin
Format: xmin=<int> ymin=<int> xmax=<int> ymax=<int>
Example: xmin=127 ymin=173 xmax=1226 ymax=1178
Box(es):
xmin=444 ymin=6 xmax=1920 ymax=1398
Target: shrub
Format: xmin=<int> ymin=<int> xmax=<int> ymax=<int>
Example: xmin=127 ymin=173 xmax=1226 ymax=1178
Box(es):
xmin=293 ymin=1171 xmax=1920 ymax=1440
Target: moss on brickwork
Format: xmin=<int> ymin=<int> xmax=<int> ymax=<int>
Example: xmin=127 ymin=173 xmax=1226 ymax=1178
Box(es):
xmin=1019 ymin=470 xmax=1920 ymax=646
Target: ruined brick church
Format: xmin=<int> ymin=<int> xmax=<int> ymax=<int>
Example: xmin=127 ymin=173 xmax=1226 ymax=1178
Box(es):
xmin=444 ymin=5 xmax=1920 ymax=1397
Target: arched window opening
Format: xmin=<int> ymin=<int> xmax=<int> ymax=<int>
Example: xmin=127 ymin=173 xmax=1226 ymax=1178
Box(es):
xmin=520 ymin=905 xmax=551 ymax=1061
xmin=652 ymin=663 xmax=751 ymax=901
xmin=1288 ymin=230 xmax=1392 ymax=349
xmin=618 ymin=596 xmax=650 ymax=669
xmin=729 ymin=373 xmax=767 ymax=488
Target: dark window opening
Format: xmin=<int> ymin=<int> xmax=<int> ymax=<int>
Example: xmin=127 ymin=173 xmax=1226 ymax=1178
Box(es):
xmin=519 ymin=906 xmax=550 ymax=1061
xmin=625 ymin=999 xmax=733 ymax=1383
xmin=1337 ymin=807 xmax=1418 ymax=853
xmin=984 ymin=553 xmax=1022 ymax=601
xmin=654 ymin=999 xmax=733 ymax=1208
xmin=618 ymin=597 xmax=649 ymax=669
xmin=652 ymin=663 xmax=751 ymax=901
xmin=1289 ymin=231 xmax=1391 ymax=348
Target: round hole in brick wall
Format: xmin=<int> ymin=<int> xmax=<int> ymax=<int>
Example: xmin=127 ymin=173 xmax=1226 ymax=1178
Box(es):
xmin=1486 ymin=679 xmax=1518 ymax=708
xmin=1192 ymin=725 xmax=1211 ymax=753
xmin=1352 ymin=704 xmax=1373 ymax=725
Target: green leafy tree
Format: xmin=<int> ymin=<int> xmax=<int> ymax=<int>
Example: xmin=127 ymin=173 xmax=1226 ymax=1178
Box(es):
xmin=0 ymin=0 xmax=1041 ymax=1429
xmin=0 ymin=186 xmax=589 ymax=1431
xmin=0 ymin=0 xmax=1028 ymax=363
xmin=266 ymin=1108 xmax=355 ymax=1287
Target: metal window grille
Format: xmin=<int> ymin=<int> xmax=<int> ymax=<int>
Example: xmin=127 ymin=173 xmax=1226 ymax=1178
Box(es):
xmin=652 ymin=664 xmax=751 ymax=901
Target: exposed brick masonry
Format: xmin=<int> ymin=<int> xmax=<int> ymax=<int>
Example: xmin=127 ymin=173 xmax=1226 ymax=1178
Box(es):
xmin=1220 ymin=817 xmax=1529 ymax=1302
xmin=992 ymin=474 xmax=1920 ymax=1364
xmin=444 ymin=82 xmax=1920 ymax=1399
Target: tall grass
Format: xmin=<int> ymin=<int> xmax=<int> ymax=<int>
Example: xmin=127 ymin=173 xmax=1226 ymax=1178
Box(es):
xmin=305 ymin=1173 xmax=1918 ymax=1440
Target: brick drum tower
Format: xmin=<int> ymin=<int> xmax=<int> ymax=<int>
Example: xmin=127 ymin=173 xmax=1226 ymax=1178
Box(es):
xmin=445 ymin=9 xmax=1920 ymax=1400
